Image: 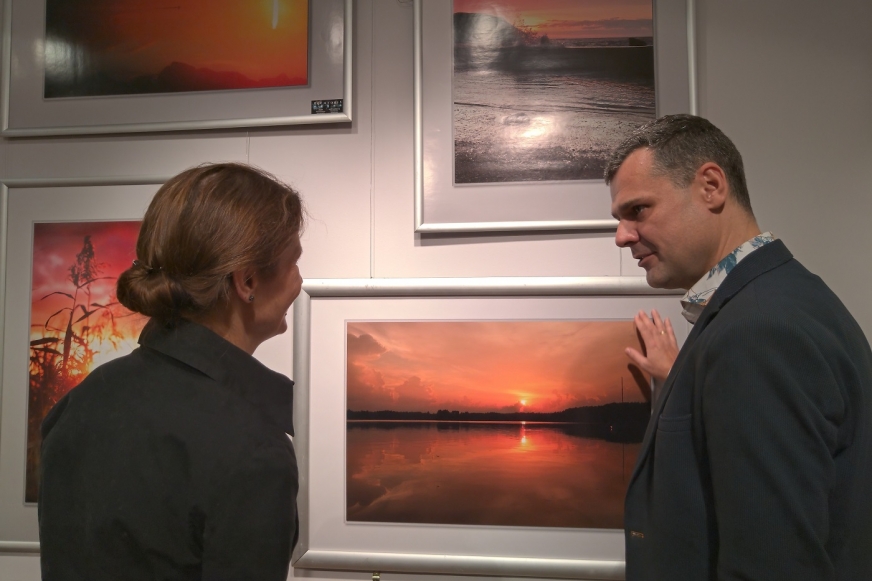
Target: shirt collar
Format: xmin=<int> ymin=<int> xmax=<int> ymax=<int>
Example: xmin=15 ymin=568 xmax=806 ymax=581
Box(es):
xmin=681 ymin=232 xmax=776 ymax=324
xmin=138 ymin=318 xmax=295 ymax=435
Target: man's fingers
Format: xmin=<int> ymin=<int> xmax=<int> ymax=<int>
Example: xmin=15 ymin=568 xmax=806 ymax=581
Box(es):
xmin=635 ymin=310 xmax=657 ymax=335
xmin=625 ymin=347 xmax=652 ymax=374
xmin=664 ymin=317 xmax=677 ymax=341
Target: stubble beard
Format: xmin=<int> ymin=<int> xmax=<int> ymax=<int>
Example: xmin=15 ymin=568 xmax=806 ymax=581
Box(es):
xmin=644 ymin=261 xmax=680 ymax=290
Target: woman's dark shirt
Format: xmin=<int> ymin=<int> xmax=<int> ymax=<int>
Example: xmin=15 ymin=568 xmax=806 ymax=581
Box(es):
xmin=38 ymin=319 xmax=299 ymax=581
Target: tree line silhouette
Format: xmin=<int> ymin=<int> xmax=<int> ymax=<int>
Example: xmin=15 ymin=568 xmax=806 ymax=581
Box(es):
xmin=348 ymin=402 xmax=651 ymax=443
xmin=348 ymin=401 xmax=649 ymax=424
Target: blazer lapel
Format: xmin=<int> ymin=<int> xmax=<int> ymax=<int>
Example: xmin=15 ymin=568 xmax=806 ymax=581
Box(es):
xmin=626 ymin=240 xmax=795 ymax=489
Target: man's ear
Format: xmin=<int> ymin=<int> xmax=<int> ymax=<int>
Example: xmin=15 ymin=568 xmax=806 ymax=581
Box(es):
xmin=695 ymin=162 xmax=728 ymax=211
xmin=230 ymin=268 xmax=258 ymax=303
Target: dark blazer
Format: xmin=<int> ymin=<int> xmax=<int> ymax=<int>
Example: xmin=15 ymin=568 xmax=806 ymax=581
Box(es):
xmin=39 ymin=319 xmax=299 ymax=581
xmin=625 ymin=240 xmax=872 ymax=580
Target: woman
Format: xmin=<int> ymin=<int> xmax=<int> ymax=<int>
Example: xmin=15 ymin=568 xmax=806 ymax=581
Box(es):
xmin=38 ymin=163 xmax=304 ymax=581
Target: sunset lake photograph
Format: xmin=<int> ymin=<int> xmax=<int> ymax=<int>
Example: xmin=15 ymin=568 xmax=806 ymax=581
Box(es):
xmin=346 ymin=320 xmax=650 ymax=529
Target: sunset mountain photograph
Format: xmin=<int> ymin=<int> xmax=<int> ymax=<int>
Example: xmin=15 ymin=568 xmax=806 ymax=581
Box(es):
xmin=43 ymin=0 xmax=309 ymax=97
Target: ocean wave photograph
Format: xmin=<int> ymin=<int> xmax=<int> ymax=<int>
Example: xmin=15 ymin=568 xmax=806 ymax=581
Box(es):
xmin=453 ymin=0 xmax=655 ymax=184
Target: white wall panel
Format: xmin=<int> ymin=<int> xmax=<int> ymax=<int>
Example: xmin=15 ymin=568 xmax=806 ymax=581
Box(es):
xmin=248 ymin=2 xmax=373 ymax=282
xmin=696 ymin=0 xmax=872 ymax=332
xmin=370 ymin=0 xmax=621 ymax=279
xmin=247 ymin=121 xmax=373 ymax=280
xmin=3 ymin=133 xmax=249 ymax=179
xmin=0 ymin=554 xmax=40 ymax=580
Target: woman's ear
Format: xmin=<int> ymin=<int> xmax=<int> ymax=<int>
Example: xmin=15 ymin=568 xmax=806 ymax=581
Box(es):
xmin=230 ymin=268 xmax=258 ymax=303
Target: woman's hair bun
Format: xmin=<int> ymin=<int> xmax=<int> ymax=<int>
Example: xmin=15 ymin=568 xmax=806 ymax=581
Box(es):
xmin=116 ymin=162 xmax=304 ymax=324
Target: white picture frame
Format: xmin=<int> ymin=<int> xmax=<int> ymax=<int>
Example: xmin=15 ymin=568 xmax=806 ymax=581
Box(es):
xmin=0 ymin=177 xmax=164 ymax=552
xmin=414 ymin=0 xmax=697 ymax=233
xmin=1 ymin=0 xmax=352 ymax=136
xmin=292 ymin=277 xmax=686 ymax=579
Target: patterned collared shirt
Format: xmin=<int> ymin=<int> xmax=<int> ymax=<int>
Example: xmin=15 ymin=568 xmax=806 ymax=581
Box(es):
xmin=680 ymin=232 xmax=776 ymax=324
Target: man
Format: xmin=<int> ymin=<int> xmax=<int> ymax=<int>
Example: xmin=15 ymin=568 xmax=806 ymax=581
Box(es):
xmin=606 ymin=114 xmax=872 ymax=580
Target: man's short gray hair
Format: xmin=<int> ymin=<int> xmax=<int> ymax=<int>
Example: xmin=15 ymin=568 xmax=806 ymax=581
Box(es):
xmin=604 ymin=114 xmax=752 ymax=213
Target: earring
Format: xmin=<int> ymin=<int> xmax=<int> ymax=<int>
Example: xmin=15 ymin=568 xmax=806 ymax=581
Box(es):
xmin=248 ymin=295 xmax=255 ymax=302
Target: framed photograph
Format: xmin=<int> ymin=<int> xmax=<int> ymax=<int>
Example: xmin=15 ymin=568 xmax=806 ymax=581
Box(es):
xmin=414 ymin=0 xmax=697 ymax=233
xmin=1 ymin=0 xmax=352 ymax=136
xmin=0 ymin=177 xmax=163 ymax=551
xmin=292 ymin=278 xmax=686 ymax=579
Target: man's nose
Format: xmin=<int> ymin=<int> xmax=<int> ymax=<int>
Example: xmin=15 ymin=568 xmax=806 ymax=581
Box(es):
xmin=614 ymin=221 xmax=638 ymax=247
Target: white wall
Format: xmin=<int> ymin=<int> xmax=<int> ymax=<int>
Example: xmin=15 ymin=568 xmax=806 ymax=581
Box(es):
xmin=696 ymin=0 xmax=872 ymax=332
xmin=2 ymin=0 xmax=871 ymax=578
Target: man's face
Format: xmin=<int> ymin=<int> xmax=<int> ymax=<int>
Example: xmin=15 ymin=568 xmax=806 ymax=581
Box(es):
xmin=609 ymin=148 xmax=715 ymax=290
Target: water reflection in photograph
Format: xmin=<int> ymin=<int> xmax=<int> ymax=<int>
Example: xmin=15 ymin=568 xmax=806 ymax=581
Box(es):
xmin=347 ymin=420 xmax=639 ymax=529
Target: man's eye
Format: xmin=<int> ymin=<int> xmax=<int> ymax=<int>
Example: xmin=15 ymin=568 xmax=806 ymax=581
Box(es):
xmin=632 ymin=205 xmax=646 ymax=216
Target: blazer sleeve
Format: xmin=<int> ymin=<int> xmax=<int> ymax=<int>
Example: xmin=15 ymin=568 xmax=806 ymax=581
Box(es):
xmin=701 ymin=315 xmax=844 ymax=580
xmin=201 ymin=439 xmax=299 ymax=581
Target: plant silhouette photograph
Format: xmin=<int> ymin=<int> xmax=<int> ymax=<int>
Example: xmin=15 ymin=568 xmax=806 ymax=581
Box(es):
xmin=26 ymin=221 xmax=144 ymax=502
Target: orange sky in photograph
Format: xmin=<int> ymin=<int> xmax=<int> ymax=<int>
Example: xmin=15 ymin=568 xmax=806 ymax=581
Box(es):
xmin=47 ymin=0 xmax=308 ymax=82
xmin=347 ymin=320 xmax=649 ymax=414
xmin=31 ymin=221 xmax=145 ymax=371
xmin=453 ymin=0 xmax=653 ymax=39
